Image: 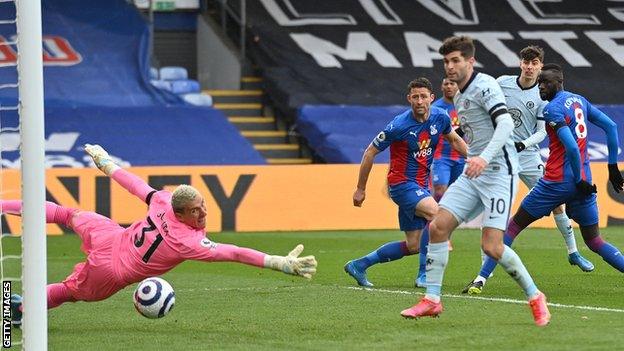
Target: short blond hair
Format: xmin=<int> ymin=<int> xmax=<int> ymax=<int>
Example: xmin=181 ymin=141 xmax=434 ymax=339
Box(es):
xmin=171 ymin=184 xmax=200 ymax=213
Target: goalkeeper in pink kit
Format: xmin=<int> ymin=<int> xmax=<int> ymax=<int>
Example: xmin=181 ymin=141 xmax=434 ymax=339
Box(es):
xmin=9 ymin=144 xmax=317 ymax=326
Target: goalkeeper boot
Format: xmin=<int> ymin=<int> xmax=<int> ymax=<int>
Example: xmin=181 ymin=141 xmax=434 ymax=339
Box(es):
xmin=528 ymin=292 xmax=551 ymax=327
xmin=344 ymin=260 xmax=373 ymax=287
xmin=401 ymin=297 xmax=443 ymax=318
xmin=10 ymin=294 xmax=22 ymax=328
xmin=461 ymin=280 xmax=484 ymax=295
xmin=414 ymin=272 xmax=426 ymax=288
xmin=568 ymin=252 xmax=594 ymax=272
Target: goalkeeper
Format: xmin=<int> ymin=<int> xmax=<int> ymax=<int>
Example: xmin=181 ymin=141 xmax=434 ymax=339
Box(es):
xmin=8 ymin=144 xmax=317 ymax=326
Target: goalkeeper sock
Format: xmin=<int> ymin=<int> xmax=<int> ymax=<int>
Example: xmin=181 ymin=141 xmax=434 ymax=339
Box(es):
xmin=1 ymin=200 xmax=76 ymax=227
xmin=47 ymin=283 xmax=76 ymax=309
xmin=355 ymin=241 xmax=411 ymax=271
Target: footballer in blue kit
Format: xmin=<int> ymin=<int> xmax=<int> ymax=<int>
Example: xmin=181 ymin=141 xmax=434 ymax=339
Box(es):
xmin=344 ymin=77 xmax=467 ymax=287
xmin=472 ymin=63 xmax=624 ymax=286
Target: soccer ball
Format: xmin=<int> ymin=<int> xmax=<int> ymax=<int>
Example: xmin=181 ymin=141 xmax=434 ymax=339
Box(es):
xmin=133 ymin=277 xmax=176 ymax=319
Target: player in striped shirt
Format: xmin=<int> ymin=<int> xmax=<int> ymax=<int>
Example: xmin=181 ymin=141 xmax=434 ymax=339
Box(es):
xmin=344 ymin=77 xmax=467 ymax=287
xmin=484 ymin=64 xmax=624 ymax=278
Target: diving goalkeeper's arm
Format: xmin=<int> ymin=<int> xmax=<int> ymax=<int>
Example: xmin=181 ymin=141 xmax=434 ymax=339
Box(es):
xmin=85 ymin=144 xmax=156 ymax=204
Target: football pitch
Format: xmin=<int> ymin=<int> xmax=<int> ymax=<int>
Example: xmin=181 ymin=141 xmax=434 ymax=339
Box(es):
xmin=4 ymin=228 xmax=624 ymax=350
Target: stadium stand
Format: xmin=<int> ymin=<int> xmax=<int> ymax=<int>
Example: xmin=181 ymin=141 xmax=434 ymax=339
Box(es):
xmin=0 ymin=0 xmax=265 ymax=165
xmin=231 ymin=1 xmax=624 ymax=163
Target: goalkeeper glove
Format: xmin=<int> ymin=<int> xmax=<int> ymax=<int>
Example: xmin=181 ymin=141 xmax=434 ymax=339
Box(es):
xmin=84 ymin=144 xmax=120 ymax=176
xmin=514 ymin=142 xmax=526 ymax=153
xmin=264 ymin=244 xmax=317 ymax=279
xmin=576 ymin=180 xmax=597 ymax=197
xmin=608 ymin=164 xmax=624 ymax=193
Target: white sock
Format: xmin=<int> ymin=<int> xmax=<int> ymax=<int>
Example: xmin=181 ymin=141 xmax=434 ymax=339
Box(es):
xmin=424 ymin=241 xmax=449 ymax=302
xmin=497 ymin=246 xmax=539 ymax=299
xmin=554 ymin=212 xmax=577 ymax=254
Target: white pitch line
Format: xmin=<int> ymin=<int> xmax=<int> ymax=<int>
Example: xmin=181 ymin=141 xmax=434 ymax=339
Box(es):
xmin=344 ymin=286 xmax=624 ymax=313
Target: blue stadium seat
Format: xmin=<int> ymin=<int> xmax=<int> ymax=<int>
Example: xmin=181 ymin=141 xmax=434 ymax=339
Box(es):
xmin=149 ymin=67 xmax=159 ymax=80
xmin=160 ymin=66 xmax=188 ymax=81
xmin=150 ymin=79 xmax=172 ymax=92
xmin=182 ymin=93 xmax=213 ymax=106
xmin=170 ymin=79 xmax=200 ymax=94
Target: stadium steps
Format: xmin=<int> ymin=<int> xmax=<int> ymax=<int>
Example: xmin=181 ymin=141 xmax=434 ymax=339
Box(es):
xmin=208 ymin=82 xmax=313 ymax=164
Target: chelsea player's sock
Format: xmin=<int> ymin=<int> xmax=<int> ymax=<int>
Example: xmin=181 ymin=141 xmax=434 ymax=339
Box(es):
xmin=497 ymin=246 xmax=539 ymax=299
xmin=424 ymin=241 xmax=449 ymax=303
xmin=353 ymin=241 xmax=412 ymax=271
xmin=585 ymin=236 xmax=624 ymax=272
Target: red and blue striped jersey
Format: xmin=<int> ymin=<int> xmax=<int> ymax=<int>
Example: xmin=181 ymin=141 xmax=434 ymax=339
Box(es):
xmin=432 ymin=98 xmax=464 ymax=162
xmin=372 ymin=107 xmax=452 ymax=187
xmin=543 ymin=90 xmax=593 ymax=182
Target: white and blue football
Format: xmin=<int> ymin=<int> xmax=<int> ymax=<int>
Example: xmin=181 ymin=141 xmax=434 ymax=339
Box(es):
xmin=133 ymin=277 xmax=175 ymax=319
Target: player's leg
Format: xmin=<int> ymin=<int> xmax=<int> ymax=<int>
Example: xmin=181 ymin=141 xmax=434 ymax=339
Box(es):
xmin=568 ymin=196 xmax=624 ymax=272
xmin=1 ymin=200 xmax=77 ymax=226
xmin=477 ymin=174 xmax=550 ymax=326
xmin=412 ymin=197 xmax=437 ymax=287
xmin=402 ymin=176 xmax=475 ymax=318
xmin=345 ymin=183 xmax=429 ymax=287
xmin=519 ymin=154 xmax=594 ymax=272
xmin=464 ymin=177 xmax=566 ymax=293
xmin=552 ymin=204 xmax=594 ymax=271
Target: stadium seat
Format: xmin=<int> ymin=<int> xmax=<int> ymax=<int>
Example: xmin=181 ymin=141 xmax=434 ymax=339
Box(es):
xmin=149 ymin=67 xmax=159 ymax=80
xmin=160 ymin=66 xmax=188 ymax=81
xmin=182 ymin=93 xmax=213 ymax=106
xmin=150 ymin=79 xmax=172 ymax=92
xmin=170 ymin=79 xmax=200 ymax=95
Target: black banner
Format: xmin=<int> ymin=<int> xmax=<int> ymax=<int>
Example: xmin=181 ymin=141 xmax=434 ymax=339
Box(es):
xmin=243 ymin=0 xmax=624 ymax=113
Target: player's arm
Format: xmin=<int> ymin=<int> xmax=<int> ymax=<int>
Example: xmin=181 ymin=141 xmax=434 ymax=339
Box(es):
xmin=443 ymin=130 xmax=468 ymax=157
xmin=587 ymin=105 xmax=624 ymax=192
xmin=554 ymin=124 xmax=597 ymax=195
xmin=516 ymin=119 xmax=547 ymax=152
xmin=84 ymin=144 xmax=156 ymax=203
xmin=466 ymin=107 xmax=514 ymax=178
xmin=353 ymin=144 xmax=381 ymax=207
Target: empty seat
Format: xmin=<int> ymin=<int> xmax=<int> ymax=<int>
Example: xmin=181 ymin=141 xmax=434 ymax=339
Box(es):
xmin=159 ymin=66 xmax=188 ymax=81
xmin=170 ymin=79 xmax=200 ymax=94
xmin=182 ymin=93 xmax=213 ymax=106
xmin=150 ymin=79 xmax=172 ymax=91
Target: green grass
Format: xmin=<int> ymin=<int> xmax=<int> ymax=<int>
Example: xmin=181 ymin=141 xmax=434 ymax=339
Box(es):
xmin=4 ymin=228 xmax=624 ymax=350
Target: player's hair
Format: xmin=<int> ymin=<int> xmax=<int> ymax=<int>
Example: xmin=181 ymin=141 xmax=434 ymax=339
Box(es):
xmin=171 ymin=184 xmax=200 ymax=213
xmin=519 ymin=45 xmax=544 ymax=62
xmin=438 ymin=35 xmax=475 ymax=58
xmin=542 ymin=63 xmax=564 ymax=82
xmin=407 ymin=77 xmax=433 ymax=94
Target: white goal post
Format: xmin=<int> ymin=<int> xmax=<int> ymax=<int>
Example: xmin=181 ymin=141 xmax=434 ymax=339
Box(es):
xmin=17 ymin=0 xmax=47 ymax=349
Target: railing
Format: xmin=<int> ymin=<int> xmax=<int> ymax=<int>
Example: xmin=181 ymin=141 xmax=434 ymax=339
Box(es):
xmin=215 ymin=0 xmax=247 ymax=59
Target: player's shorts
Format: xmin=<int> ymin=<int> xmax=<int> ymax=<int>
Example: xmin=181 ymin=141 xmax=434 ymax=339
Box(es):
xmin=439 ymin=172 xmax=518 ymax=231
xmin=521 ymin=178 xmax=598 ymax=226
xmin=63 ymin=211 xmax=127 ymax=302
xmin=518 ymin=151 xmax=544 ymax=189
xmin=388 ymin=182 xmax=431 ymax=231
xmin=432 ymin=158 xmax=465 ymax=186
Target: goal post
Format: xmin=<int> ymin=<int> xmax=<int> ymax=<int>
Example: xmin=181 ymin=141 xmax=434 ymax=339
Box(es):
xmin=17 ymin=0 xmax=47 ymax=349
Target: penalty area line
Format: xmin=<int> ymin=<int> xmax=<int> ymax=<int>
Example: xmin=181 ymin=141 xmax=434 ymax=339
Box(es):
xmin=344 ymin=286 xmax=624 ymax=313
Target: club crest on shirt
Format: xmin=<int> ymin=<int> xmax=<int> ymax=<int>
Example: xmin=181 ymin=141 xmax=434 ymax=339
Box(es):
xmin=526 ymin=101 xmax=535 ymax=109
xmin=200 ymin=237 xmax=217 ymax=249
xmin=463 ymin=99 xmax=470 ymax=109
xmin=430 ymin=124 xmax=438 ymax=135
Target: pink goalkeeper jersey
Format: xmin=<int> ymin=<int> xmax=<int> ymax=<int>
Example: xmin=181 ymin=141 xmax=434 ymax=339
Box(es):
xmin=106 ymin=169 xmax=224 ymax=285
